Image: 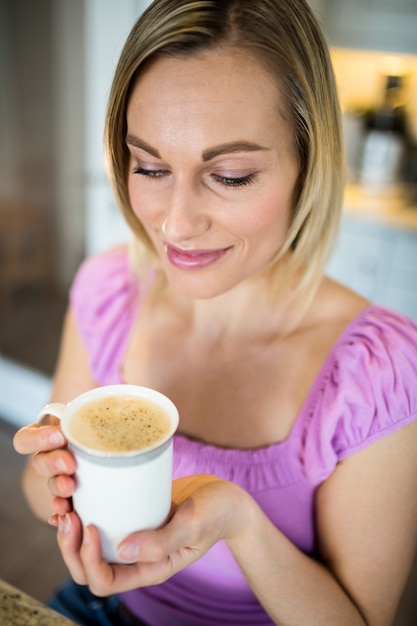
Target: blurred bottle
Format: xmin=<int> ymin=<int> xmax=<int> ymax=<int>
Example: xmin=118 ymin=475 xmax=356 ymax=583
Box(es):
xmin=360 ymin=74 xmax=409 ymax=190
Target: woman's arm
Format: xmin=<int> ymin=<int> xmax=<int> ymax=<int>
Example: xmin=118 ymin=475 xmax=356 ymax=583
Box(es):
xmin=54 ymin=420 xmax=417 ymax=626
xmin=226 ymin=420 xmax=417 ymax=626
xmin=14 ymin=308 xmax=97 ymax=522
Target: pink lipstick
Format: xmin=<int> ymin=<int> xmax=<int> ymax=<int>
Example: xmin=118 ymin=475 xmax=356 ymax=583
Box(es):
xmin=166 ymin=244 xmax=231 ymax=270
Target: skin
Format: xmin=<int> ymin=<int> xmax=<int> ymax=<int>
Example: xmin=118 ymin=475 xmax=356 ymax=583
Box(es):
xmin=14 ymin=49 xmax=417 ymax=625
xmin=125 ymin=49 xmax=296 ymax=301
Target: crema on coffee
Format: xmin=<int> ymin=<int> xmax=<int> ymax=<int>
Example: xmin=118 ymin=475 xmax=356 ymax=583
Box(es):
xmin=68 ymin=395 xmax=172 ymax=452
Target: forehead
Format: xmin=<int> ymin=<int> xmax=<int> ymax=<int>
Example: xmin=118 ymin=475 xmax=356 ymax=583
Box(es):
xmin=126 ymin=49 xmax=289 ymax=142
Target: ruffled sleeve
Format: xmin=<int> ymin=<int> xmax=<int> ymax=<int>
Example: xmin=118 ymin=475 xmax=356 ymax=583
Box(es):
xmin=301 ymin=307 xmax=417 ymax=480
xmin=69 ymin=247 xmax=140 ymax=385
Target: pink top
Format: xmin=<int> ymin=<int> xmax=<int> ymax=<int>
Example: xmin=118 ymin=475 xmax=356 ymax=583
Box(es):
xmin=70 ymin=247 xmax=417 ymax=626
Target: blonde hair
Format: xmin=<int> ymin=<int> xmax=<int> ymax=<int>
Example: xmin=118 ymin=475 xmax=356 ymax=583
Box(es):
xmin=105 ymin=0 xmax=344 ymax=303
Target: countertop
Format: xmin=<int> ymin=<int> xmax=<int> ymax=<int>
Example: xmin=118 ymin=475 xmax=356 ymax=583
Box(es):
xmin=343 ymin=184 xmax=417 ymax=231
xmin=0 ymin=579 xmax=76 ymax=626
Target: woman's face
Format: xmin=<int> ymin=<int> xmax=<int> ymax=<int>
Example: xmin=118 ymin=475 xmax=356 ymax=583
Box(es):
xmin=126 ymin=48 xmax=299 ymax=299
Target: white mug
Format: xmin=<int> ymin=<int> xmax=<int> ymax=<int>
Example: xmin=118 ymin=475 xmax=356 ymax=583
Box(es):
xmin=38 ymin=384 xmax=179 ymax=563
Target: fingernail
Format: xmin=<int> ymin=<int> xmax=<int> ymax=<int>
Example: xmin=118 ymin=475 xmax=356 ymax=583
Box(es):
xmin=118 ymin=543 xmax=139 ymax=562
xmin=55 ymin=458 xmax=67 ymax=473
xmin=49 ymin=430 xmax=65 ymax=446
xmin=58 ymin=514 xmax=71 ymax=534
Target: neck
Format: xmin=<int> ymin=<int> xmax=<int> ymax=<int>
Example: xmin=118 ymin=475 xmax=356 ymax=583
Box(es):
xmin=156 ymin=269 xmax=303 ymax=342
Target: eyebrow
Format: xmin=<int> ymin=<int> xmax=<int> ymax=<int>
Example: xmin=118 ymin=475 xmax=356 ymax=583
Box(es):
xmin=126 ymin=135 xmax=270 ymax=161
xmin=202 ymin=141 xmax=270 ymax=161
xmin=126 ymin=135 xmax=161 ymax=158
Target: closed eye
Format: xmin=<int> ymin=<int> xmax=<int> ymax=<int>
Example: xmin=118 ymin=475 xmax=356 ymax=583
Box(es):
xmin=132 ymin=166 xmax=258 ymax=188
xmin=132 ymin=166 xmax=168 ymax=178
xmin=213 ymin=173 xmax=258 ymax=188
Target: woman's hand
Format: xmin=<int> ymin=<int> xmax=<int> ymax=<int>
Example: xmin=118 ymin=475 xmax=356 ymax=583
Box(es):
xmin=13 ymin=417 xmax=77 ymax=520
xmin=56 ymin=474 xmax=249 ymax=596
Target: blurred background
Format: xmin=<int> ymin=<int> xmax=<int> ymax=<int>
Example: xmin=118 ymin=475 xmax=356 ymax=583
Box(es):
xmin=0 ymin=0 xmax=417 ymax=619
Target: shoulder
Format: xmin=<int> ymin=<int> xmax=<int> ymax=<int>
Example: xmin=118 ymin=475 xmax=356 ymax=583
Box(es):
xmin=303 ymin=305 xmax=417 ymax=474
xmin=312 ymin=278 xmax=417 ymax=401
xmin=69 ymin=246 xmax=141 ymax=383
xmin=70 ymin=245 xmax=139 ymax=317
xmin=336 ymin=306 xmax=417 ymax=447
xmin=70 ymin=245 xmax=131 ymax=299
xmin=336 ymin=305 xmax=417 ymax=379
xmin=336 ymin=305 xmax=417 ymax=417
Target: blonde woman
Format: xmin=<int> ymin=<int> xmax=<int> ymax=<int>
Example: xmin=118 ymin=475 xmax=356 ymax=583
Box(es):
xmin=14 ymin=1 xmax=417 ymax=625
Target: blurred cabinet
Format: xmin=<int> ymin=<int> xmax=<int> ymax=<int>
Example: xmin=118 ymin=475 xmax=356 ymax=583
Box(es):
xmin=320 ymin=0 xmax=417 ymax=55
xmin=326 ymin=215 xmax=417 ymax=322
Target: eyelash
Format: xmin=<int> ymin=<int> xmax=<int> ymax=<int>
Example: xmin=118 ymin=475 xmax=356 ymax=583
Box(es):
xmin=132 ymin=167 xmax=166 ymax=178
xmin=213 ymin=173 xmax=257 ymax=188
xmin=132 ymin=167 xmax=257 ymax=188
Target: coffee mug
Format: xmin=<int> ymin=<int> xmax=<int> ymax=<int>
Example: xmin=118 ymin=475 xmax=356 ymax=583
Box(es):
xmin=38 ymin=384 xmax=179 ymax=563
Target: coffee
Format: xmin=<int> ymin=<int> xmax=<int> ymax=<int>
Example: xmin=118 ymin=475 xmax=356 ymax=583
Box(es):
xmin=68 ymin=395 xmax=172 ymax=452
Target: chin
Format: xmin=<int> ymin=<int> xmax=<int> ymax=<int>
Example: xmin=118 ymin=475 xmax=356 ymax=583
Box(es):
xmin=164 ymin=269 xmax=236 ymax=300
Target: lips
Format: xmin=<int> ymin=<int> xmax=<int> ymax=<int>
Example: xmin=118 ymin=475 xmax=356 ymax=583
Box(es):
xmin=165 ymin=244 xmax=231 ymax=270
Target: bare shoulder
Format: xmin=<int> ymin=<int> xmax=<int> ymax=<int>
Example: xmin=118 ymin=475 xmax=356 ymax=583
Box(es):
xmin=307 ymin=276 xmax=371 ymax=334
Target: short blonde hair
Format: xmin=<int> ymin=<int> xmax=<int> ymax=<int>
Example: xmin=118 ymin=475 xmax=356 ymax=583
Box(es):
xmin=105 ymin=0 xmax=344 ymax=300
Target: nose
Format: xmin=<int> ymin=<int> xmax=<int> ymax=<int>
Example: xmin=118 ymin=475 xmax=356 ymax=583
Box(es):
xmin=162 ymin=179 xmax=210 ymax=244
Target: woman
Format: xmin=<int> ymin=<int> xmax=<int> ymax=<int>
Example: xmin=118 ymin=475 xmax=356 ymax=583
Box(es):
xmin=14 ymin=1 xmax=417 ymax=625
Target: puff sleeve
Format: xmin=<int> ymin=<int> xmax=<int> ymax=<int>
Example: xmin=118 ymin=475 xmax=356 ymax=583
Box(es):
xmin=69 ymin=247 xmax=140 ymax=385
xmin=301 ymin=307 xmax=417 ymax=481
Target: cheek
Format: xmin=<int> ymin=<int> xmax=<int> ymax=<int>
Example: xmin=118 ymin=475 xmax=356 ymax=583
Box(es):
xmin=236 ymin=193 xmax=292 ymax=242
xmin=128 ymin=177 xmax=156 ymax=227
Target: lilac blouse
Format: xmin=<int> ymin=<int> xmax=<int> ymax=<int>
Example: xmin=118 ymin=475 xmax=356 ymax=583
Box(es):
xmin=70 ymin=247 xmax=417 ymax=626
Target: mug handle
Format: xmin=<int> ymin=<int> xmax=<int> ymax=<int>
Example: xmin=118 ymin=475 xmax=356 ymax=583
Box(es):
xmin=37 ymin=402 xmax=66 ymax=425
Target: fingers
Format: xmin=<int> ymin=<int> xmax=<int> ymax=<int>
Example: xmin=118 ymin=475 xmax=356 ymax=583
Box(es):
xmin=80 ymin=526 xmax=176 ymax=594
xmin=57 ymin=512 xmax=88 ymax=585
xmin=116 ymin=477 xmax=224 ymax=567
xmin=52 ymin=492 xmax=73 ymax=514
xmin=48 ymin=475 xmax=76 ymax=498
xmin=57 ymin=517 xmax=138 ymax=594
xmin=55 ymin=476 xmax=243 ymax=599
xmin=13 ymin=422 xmax=66 ymax=455
xmin=60 ymin=497 xmax=209 ymax=597
xmin=31 ymin=448 xmax=76 ymax=501
xmin=78 ymin=526 xmax=119 ymax=596
xmin=118 ymin=509 xmax=193 ymax=565
xmin=32 ymin=448 xmax=76 ymax=477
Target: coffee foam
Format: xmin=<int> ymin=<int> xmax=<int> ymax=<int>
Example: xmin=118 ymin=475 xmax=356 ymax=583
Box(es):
xmin=68 ymin=395 xmax=171 ymax=452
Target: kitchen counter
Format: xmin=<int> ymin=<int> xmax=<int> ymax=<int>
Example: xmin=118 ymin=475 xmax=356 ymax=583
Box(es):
xmin=0 ymin=579 xmax=76 ymax=625
xmin=343 ymin=184 xmax=417 ymax=231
